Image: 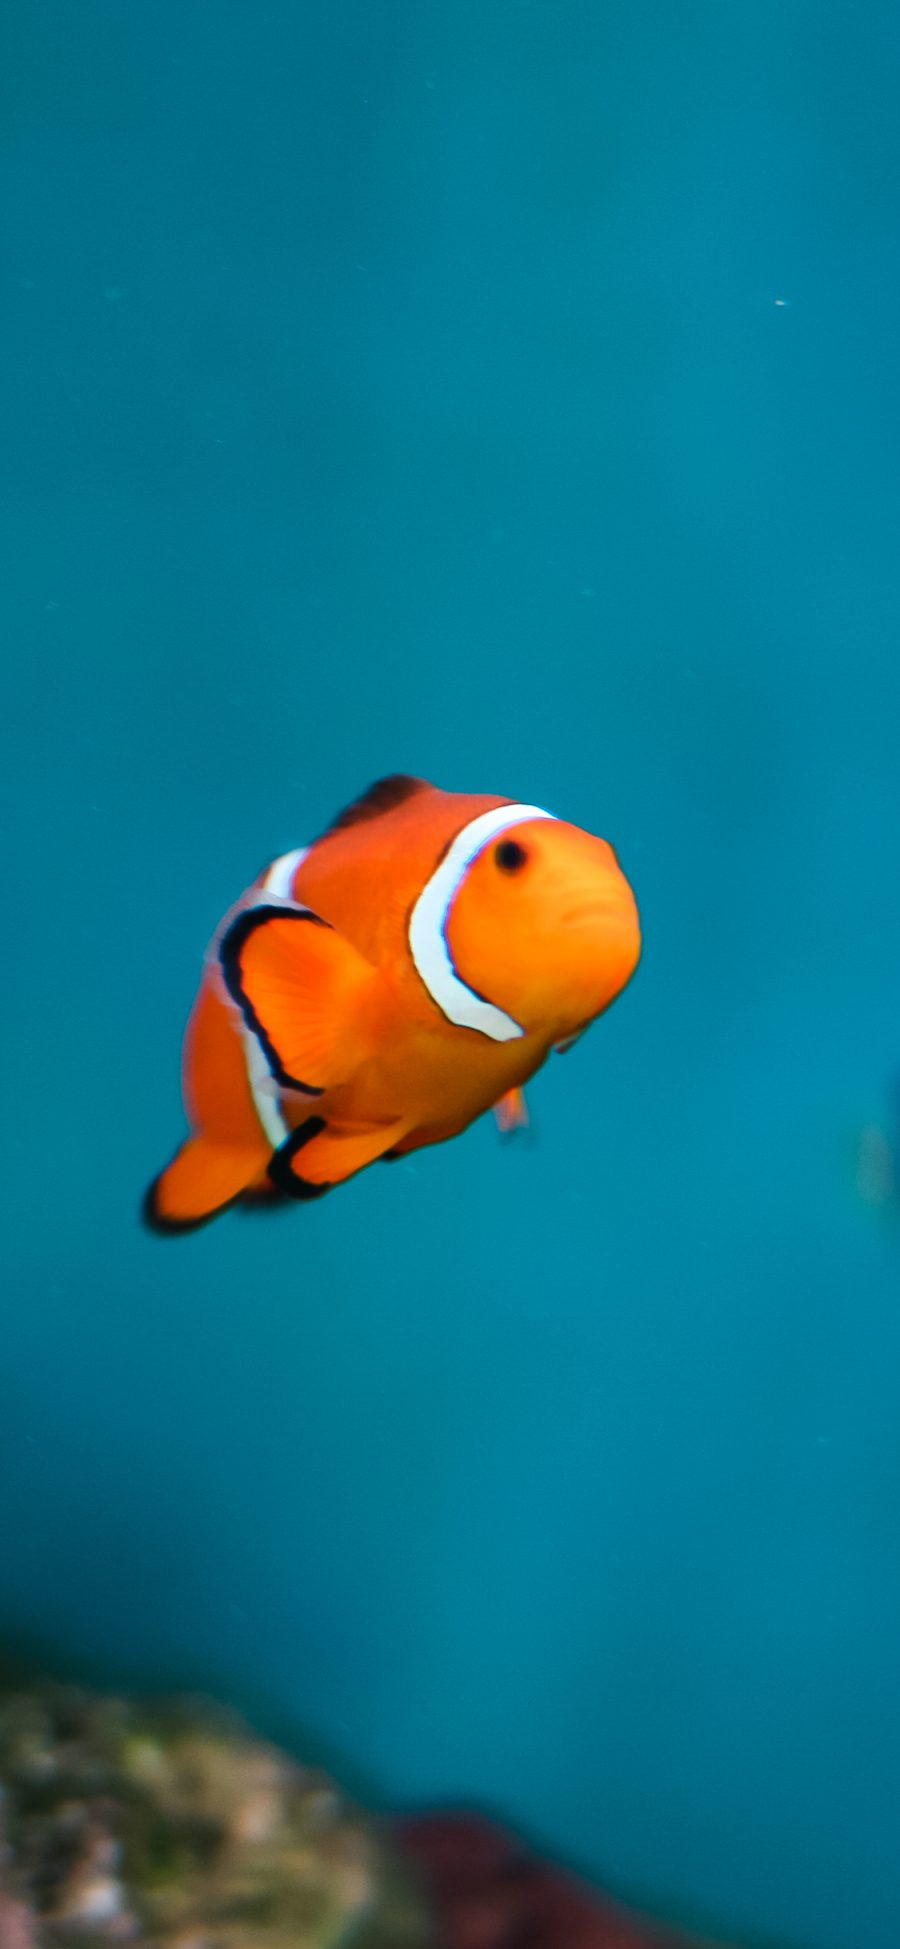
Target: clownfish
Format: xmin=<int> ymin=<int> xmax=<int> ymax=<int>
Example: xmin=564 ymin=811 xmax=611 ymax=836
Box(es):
xmin=144 ymin=776 xmax=641 ymax=1232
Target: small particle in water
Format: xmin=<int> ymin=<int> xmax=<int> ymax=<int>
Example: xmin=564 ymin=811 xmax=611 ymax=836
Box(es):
xmin=16 ymin=275 xmax=35 ymax=290
xmin=774 ymin=297 xmax=791 ymax=308
xmin=424 ymin=70 xmax=437 ymax=90
xmin=103 ymin=286 xmax=122 ymax=301
xmin=44 ymin=600 xmax=59 ymax=612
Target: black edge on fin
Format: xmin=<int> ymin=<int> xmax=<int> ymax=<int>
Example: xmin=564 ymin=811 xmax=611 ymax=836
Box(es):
xmin=320 ymin=774 xmax=426 ymax=838
xmin=268 ymin=1116 xmax=332 ymax=1201
xmin=219 ymin=904 xmax=329 ymax=1096
xmin=140 ymin=1168 xmax=235 ymax=1237
xmin=555 ymin=1022 xmax=590 ymax=1055
xmin=237 ymin=1180 xmax=293 ymax=1214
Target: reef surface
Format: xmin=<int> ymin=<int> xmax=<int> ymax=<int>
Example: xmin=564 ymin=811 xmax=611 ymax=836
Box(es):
xmin=0 ymin=1672 xmax=724 ymax=1948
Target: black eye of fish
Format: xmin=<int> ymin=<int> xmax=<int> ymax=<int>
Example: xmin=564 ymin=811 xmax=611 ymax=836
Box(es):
xmin=494 ymin=838 xmax=527 ymax=873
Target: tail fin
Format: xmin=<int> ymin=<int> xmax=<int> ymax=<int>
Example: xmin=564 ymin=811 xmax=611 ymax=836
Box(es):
xmin=143 ymin=1135 xmax=268 ymax=1234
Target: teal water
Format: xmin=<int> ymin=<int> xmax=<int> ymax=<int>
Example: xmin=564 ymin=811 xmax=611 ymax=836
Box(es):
xmin=3 ymin=5 xmax=900 ymax=1945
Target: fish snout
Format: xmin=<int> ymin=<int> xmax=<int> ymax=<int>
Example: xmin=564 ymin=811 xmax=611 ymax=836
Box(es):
xmin=561 ymin=879 xmax=640 ymax=933
xmin=557 ymin=879 xmax=642 ymax=1017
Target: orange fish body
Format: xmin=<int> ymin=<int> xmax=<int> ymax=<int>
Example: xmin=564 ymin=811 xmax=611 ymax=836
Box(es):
xmin=145 ymin=777 xmax=641 ymax=1231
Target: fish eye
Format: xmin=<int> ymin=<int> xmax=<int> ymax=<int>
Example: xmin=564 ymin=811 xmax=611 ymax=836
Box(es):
xmin=494 ymin=838 xmax=528 ymax=873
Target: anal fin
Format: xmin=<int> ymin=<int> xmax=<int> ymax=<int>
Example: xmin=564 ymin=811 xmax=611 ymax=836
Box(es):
xmin=144 ymin=1136 xmax=268 ymax=1233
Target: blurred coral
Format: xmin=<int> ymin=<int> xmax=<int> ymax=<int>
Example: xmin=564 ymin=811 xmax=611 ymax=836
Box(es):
xmin=0 ymin=1672 xmax=727 ymax=1949
xmin=0 ymin=1673 xmax=423 ymax=1947
xmin=396 ymin=1813 xmax=712 ymax=1949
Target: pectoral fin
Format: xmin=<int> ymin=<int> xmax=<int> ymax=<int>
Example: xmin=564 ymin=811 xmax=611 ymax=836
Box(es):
xmin=219 ymin=903 xmax=380 ymax=1095
xmin=493 ymin=1086 xmax=529 ymax=1135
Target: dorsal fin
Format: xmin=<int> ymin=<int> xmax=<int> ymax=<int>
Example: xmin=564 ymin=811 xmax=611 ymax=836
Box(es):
xmin=322 ymin=774 xmax=428 ymax=837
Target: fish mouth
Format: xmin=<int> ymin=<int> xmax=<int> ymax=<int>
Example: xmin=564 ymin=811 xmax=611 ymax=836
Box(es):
xmin=563 ymin=898 xmax=637 ymax=927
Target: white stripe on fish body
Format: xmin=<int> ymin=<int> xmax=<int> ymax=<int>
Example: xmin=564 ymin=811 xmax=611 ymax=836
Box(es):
xmin=408 ymin=803 xmax=557 ymax=1040
xmin=262 ymin=846 xmax=309 ymax=899
xmin=241 ymin=846 xmax=310 ymax=1145
xmin=243 ymin=1028 xmax=291 ymax=1148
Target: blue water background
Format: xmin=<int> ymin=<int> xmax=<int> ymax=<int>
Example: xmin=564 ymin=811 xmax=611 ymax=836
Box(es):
xmin=3 ymin=5 xmax=900 ymax=1945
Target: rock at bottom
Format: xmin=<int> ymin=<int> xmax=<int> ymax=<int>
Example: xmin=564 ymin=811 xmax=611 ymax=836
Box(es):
xmin=0 ymin=1670 xmax=729 ymax=1949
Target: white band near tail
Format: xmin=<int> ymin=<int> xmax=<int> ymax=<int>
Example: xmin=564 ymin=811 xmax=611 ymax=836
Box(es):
xmin=242 ymin=846 xmax=311 ymax=1145
xmin=408 ymin=803 xmax=556 ymax=1040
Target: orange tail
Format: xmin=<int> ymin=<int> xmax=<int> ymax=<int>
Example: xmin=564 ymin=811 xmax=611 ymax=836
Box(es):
xmin=143 ymin=1135 xmax=270 ymax=1234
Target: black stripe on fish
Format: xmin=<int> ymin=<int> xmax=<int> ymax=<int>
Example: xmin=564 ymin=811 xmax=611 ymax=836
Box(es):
xmin=219 ymin=904 xmax=329 ymax=1097
xmin=268 ymin=1116 xmax=331 ymax=1200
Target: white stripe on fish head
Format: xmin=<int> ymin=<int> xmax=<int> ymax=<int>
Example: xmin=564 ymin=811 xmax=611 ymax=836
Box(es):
xmin=408 ymin=803 xmax=557 ymax=1040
